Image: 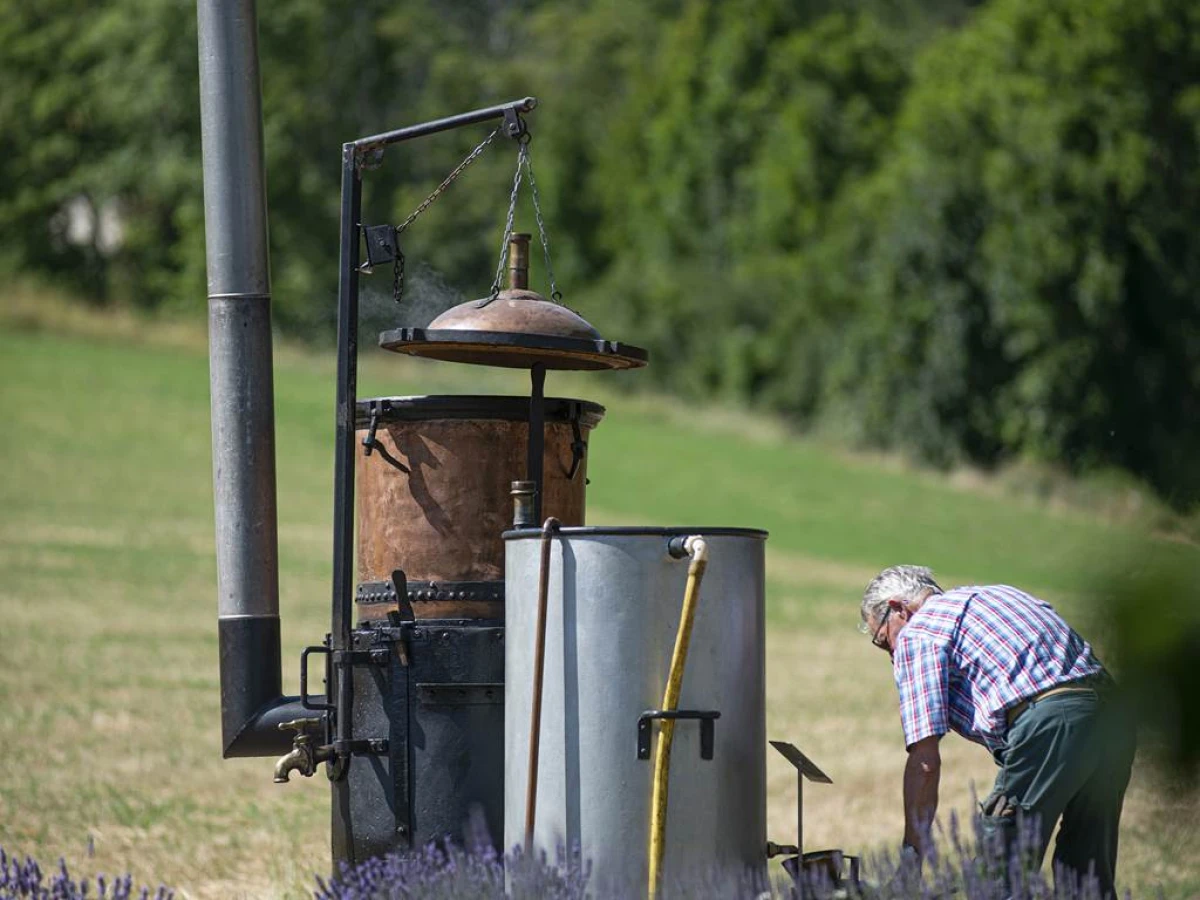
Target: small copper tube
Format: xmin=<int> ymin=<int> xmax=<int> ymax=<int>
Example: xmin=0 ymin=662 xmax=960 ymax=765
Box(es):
xmin=508 ymin=233 xmax=531 ymax=290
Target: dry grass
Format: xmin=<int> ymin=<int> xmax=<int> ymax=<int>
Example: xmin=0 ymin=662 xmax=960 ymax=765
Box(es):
xmin=1 ymin=299 xmax=1196 ymax=897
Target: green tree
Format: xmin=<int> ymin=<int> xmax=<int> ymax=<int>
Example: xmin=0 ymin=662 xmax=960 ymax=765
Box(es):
xmin=581 ymin=3 xmax=911 ymax=404
xmin=823 ymin=0 xmax=1200 ymax=501
xmin=0 ymin=0 xmax=200 ymax=306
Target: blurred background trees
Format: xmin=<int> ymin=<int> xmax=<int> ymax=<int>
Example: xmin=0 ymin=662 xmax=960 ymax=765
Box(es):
xmin=2 ymin=0 xmax=1198 ymax=506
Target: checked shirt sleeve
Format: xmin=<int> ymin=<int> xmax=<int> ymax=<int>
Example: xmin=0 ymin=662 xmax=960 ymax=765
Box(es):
xmin=893 ymin=633 xmax=950 ymax=749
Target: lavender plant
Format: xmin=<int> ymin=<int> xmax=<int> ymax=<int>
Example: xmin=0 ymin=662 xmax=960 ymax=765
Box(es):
xmin=315 ymin=811 xmax=1136 ymax=900
xmin=0 ymin=848 xmax=174 ymax=900
xmin=314 ymin=811 xmax=588 ymax=900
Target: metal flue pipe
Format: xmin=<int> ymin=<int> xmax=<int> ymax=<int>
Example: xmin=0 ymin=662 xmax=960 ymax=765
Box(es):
xmin=198 ymin=0 xmax=311 ymax=757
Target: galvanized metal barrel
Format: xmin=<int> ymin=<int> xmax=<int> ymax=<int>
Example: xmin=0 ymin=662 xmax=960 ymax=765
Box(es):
xmin=503 ymin=527 xmax=768 ymax=891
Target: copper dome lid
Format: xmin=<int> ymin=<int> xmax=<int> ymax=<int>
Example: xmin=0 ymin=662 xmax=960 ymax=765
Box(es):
xmin=379 ymin=234 xmax=647 ymax=371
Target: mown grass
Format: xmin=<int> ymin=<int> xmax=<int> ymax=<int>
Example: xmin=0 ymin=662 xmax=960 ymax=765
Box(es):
xmin=0 ymin=295 xmax=1197 ymax=898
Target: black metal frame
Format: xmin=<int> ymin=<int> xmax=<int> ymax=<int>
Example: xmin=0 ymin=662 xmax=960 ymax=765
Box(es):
xmin=352 ymin=395 xmax=606 ymax=428
xmin=329 ymin=98 xmax=538 ymax=852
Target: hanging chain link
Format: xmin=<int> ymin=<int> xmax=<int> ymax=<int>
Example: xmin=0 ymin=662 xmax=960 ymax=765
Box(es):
xmin=392 ymin=248 xmax=405 ymax=307
xmin=395 ymin=128 xmax=499 ymax=236
xmin=390 ymin=127 xmax=500 ymax=305
xmin=522 ymin=142 xmax=560 ymax=301
xmin=485 ymin=137 xmax=563 ymax=304
xmin=487 ymin=139 xmax=528 ymax=300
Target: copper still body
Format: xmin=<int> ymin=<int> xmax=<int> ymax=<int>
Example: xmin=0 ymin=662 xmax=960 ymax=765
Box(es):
xmin=354 ymin=396 xmax=604 ymax=621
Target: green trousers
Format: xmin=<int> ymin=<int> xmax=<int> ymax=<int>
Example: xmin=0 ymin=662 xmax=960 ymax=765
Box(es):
xmin=980 ymin=689 xmax=1136 ymax=898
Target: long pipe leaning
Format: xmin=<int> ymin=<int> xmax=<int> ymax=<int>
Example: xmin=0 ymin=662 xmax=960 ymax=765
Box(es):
xmin=524 ymin=516 xmax=561 ymax=852
xmin=648 ymin=535 xmax=710 ymax=898
xmin=198 ymin=0 xmax=308 ymax=757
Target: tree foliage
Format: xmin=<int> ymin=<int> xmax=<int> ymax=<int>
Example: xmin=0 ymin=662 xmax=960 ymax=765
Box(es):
xmin=2 ymin=0 xmax=1197 ymax=502
xmin=819 ymin=0 xmax=1200 ymax=499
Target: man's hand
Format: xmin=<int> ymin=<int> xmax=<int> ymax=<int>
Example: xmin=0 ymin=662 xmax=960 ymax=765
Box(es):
xmin=903 ymin=735 xmax=942 ymax=856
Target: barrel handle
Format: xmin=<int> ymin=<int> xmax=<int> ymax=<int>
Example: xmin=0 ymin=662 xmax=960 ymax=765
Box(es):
xmin=637 ymin=709 xmax=720 ymax=761
xmin=359 ymin=403 xmax=410 ymax=473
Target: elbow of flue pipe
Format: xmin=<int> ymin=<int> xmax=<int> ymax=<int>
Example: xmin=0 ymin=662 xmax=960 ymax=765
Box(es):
xmin=219 ymin=616 xmax=324 ymax=758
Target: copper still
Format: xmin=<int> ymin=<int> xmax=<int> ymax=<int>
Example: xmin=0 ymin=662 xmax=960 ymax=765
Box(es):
xmin=354 ymin=395 xmax=604 ymax=621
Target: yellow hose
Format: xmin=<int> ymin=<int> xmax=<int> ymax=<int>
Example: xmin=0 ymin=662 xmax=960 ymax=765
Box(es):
xmin=648 ymin=535 xmax=709 ymax=900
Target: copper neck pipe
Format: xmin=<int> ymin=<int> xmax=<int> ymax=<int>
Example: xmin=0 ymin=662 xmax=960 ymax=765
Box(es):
xmin=508 ymin=233 xmax=531 ymax=290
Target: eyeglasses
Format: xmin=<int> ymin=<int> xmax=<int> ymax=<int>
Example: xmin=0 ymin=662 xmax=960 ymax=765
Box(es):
xmin=869 ymin=607 xmax=893 ymax=651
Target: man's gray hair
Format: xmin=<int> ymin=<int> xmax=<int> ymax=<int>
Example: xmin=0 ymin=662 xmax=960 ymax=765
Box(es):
xmin=861 ymin=565 xmax=942 ymax=625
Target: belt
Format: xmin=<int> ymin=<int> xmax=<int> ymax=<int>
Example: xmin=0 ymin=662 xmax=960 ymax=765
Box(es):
xmin=1004 ymin=677 xmax=1107 ymax=728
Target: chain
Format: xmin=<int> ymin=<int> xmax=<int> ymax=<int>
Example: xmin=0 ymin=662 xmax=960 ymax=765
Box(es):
xmin=390 ymin=127 xmax=500 ymax=304
xmin=484 ymin=137 xmax=563 ymax=303
xmin=488 ymin=139 xmax=528 ymax=300
xmin=396 ymin=128 xmax=499 ymax=236
xmin=522 ymin=142 xmax=561 ymax=301
xmin=392 ymin=249 xmax=405 ymax=306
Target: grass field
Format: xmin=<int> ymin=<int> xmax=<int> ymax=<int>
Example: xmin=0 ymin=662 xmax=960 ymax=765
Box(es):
xmin=1 ymin=297 xmax=1197 ymax=898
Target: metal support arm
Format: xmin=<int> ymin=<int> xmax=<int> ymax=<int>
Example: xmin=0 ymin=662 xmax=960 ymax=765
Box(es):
xmin=328 ymin=98 xmax=537 ymax=857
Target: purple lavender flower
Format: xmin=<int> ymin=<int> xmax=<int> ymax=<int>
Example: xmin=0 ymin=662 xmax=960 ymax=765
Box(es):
xmin=0 ymin=848 xmax=173 ymax=900
xmin=313 ymin=809 xmax=1137 ymax=900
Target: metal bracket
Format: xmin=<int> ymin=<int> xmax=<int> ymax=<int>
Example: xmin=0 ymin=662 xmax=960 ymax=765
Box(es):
xmin=361 ymin=401 xmax=381 ymax=455
xmin=360 ymin=224 xmax=397 ymax=272
xmin=389 ymin=569 xmax=414 ymax=624
xmin=566 ymin=401 xmax=586 ymax=481
xmin=358 ymin=407 xmax=410 ymax=473
xmin=416 ymin=682 xmax=503 ymax=706
xmin=333 ymin=648 xmax=391 ymax=667
xmin=332 ymin=738 xmax=389 ymax=756
xmin=637 ymin=709 xmax=720 ymax=761
xmin=502 ymin=106 xmax=528 ymax=141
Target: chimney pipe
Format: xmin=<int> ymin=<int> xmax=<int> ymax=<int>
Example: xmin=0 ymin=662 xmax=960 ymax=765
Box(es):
xmin=198 ymin=0 xmax=312 ymax=757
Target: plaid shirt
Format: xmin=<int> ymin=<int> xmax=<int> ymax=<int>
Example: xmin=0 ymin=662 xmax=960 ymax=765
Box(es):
xmin=892 ymin=585 xmax=1104 ymax=753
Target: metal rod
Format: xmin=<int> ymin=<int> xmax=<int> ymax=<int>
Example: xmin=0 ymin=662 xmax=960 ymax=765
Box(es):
xmin=524 ymin=516 xmax=560 ymax=852
xmin=329 ymin=145 xmax=362 ymax=864
xmin=527 ymin=363 xmax=546 ymax=523
xmin=797 ymin=775 xmax=804 ymax=859
xmin=332 ymin=145 xmax=362 ymax=731
xmin=352 ymin=97 xmax=536 ymax=150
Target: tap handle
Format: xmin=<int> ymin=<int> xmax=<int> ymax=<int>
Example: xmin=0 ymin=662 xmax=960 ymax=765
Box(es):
xmin=278 ymin=716 xmax=322 ymax=738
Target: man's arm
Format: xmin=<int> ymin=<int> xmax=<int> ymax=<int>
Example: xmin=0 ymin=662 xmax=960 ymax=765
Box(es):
xmin=903 ymin=735 xmax=941 ymax=855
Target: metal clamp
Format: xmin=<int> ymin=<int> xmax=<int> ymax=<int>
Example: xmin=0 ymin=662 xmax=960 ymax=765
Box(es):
xmin=333 ymin=648 xmax=391 ymax=667
xmin=502 ymin=106 xmax=528 ymax=141
xmin=566 ymin=402 xmax=586 ymax=480
xmin=359 ymin=402 xmax=410 ymax=473
xmin=637 ymin=709 xmax=720 ymax=761
xmin=331 ymin=738 xmax=389 ymax=757
xmin=360 ymin=224 xmax=397 ymax=272
xmin=361 ymin=402 xmax=381 ymax=456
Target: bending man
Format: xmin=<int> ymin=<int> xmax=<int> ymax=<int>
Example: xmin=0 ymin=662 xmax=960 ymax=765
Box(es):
xmin=860 ymin=565 xmax=1135 ymax=896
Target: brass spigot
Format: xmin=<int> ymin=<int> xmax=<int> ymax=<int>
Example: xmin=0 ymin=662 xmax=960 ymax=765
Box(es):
xmin=273 ymin=717 xmax=331 ymax=783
